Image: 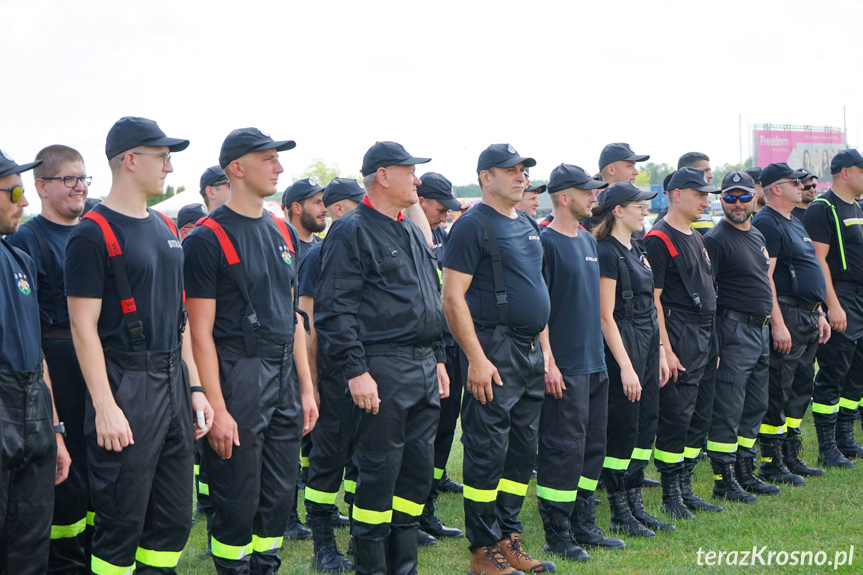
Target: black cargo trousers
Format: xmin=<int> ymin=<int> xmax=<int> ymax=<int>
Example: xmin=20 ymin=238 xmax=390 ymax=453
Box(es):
xmin=87 ymin=345 xmax=194 ymax=575
xmin=0 ymin=367 xmax=56 ymax=575
xmin=205 ymin=338 xmax=302 ymax=575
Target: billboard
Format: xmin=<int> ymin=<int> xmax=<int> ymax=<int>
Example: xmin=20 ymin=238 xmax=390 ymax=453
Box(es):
xmin=755 ymin=128 xmax=846 ymax=188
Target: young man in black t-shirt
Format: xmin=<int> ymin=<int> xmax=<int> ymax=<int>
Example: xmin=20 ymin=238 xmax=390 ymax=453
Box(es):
xmin=184 ymin=128 xmax=318 ymax=575
xmin=805 ymin=149 xmax=863 ymax=463
xmin=752 ymin=162 xmax=831 ymax=478
xmin=644 ymin=167 xmax=721 ymax=519
xmin=65 ymin=117 xmax=212 ymax=575
xmin=7 ymin=144 xmax=91 ymax=573
xmin=703 ymin=171 xmax=776 ymax=502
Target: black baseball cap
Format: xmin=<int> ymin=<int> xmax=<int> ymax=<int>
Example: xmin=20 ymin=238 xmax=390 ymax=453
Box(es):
xmin=525 ymin=182 xmax=547 ymax=194
xmin=744 ymin=167 xmax=762 ymax=184
xmin=219 ymin=128 xmax=296 ymax=169
xmin=548 ymin=163 xmax=609 ymax=194
xmin=417 ymin=172 xmax=461 ymax=211
xmin=599 ymin=182 xmax=657 ymax=212
xmin=599 ymin=142 xmax=649 ymax=170
xmin=105 ymin=116 xmax=189 ymax=160
xmin=667 ymin=167 xmax=719 ymax=193
xmin=760 ymin=163 xmax=807 ymax=190
xmin=282 ymin=178 xmax=324 ymax=210
xmin=199 ymin=165 xmax=227 ymax=195
xmin=799 ymin=169 xmax=818 ymax=183
xmin=178 ymin=203 xmax=207 ymax=229
xmin=477 ymin=143 xmax=536 ymax=174
xmin=720 ymin=171 xmax=756 ymax=194
xmin=831 ymin=149 xmax=863 ymax=174
xmin=663 ymin=171 xmax=676 ymax=192
xmin=361 ymin=141 xmax=430 ymax=176
xmin=0 ymin=149 xmax=42 ymax=179
xmin=322 ymin=177 xmax=365 ymax=207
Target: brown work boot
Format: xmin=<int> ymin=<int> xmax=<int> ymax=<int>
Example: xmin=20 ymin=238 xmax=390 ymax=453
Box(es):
xmin=498 ymin=533 xmax=557 ymax=573
xmin=468 ymin=544 xmax=525 ymax=575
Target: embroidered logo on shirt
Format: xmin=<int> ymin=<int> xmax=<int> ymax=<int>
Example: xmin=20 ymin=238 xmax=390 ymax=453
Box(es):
xmin=15 ymin=272 xmax=30 ymax=295
xmin=585 ymin=256 xmax=598 ymax=262
xmin=761 ymin=246 xmax=770 ymax=265
xmin=280 ymin=245 xmax=292 ymax=265
xmin=528 ymin=235 xmax=540 ymax=241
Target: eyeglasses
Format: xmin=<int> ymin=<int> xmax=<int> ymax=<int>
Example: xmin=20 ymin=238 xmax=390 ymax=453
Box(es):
xmin=627 ymin=203 xmax=650 ymax=213
xmin=775 ymin=179 xmax=801 ymax=187
xmin=42 ymin=175 xmax=92 ymax=188
xmin=132 ymin=151 xmax=172 ymax=166
xmin=721 ymin=193 xmax=754 ymax=204
xmin=802 ymin=183 xmax=817 ymax=191
xmin=0 ymin=186 xmax=25 ymax=203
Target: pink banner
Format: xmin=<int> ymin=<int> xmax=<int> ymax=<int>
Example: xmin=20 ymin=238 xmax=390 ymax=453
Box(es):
xmin=756 ymin=129 xmax=846 ymax=188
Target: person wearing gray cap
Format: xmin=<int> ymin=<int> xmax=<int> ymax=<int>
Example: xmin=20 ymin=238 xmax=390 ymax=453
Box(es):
xmin=592 ymin=182 xmax=675 ymax=537
xmin=443 ymin=144 xmax=555 ymax=575
xmin=315 ymin=141 xmax=445 ymax=575
xmin=200 ymin=165 xmax=231 ymax=212
xmin=183 ymin=127 xmax=317 ymax=575
xmin=805 ymin=149 xmax=863 ymax=465
xmin=300 ymin=177 xmax=367 ymax=573
xmin=752 ymin=163 xmax=831 ymax=480
xmin=282 ymin=178 xmax=327 ymax=264
xmin=702 ymin=171 xmax=778 ymax=503
xmin=643 ymin=167 xmax=721 ymax=519
xmin=0 ymin=149 xmax=71 ymax=575
xmin=65 ymin=116 xmax=213 ymax=574
xmin=6 ymin=144 xmax=89 ymax=574
xmin=791 ymin=169 xmax=818 ymax=221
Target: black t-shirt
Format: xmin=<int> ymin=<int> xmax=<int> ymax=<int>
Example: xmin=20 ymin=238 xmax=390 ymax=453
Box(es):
xmin=444 ymin=203 xmax=550 ymax=336
xmin=541 ymin=227 xmax=605 ymax=375
xmin=752 ymin=206 xmax=826 ymax=303
xmin=65 ymin=205 xmax=185 ymax=352
xmin=597 ymin=236 xmax=655 ymax=320
xmin=644 ymin=220 xmax=716 ymax=314
xmin=183 ymin=205 xmax=298 ymax=343
xmin=297 ymin=234 xmax=322 ymax=267
xmin=704 ymin=220 xmax=773 ymax=317
xmin=803 ymin=190 xmax=863 ymax=285
xmin=298 ymin=242 xmax=322 ymax=298
xmin=0 ymin=241 xmax=42 ymax=371
xmin=791 ymin=206 xmax=807 ymax=222
xmin=7 ymin=215 xmax=75 ymax=329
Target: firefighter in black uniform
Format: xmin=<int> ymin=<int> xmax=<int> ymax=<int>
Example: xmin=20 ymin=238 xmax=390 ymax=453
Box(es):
xmin=415 ymin=172 xmax=465 ymax=542
xmin=643 ymin=167 xmax=720 ymax=519
xmin=594 ymin=182 xmax=675 ymax=536
xmin=703 ymin=171 xmax=777 ymax=502
xmin=0 ymin=150 xmax=70 ymax=575
xmin=752 ymin=163 xmax=830 ymax=481
xmin=443 ymin=144 xmax=555 ymax=575
xmin=7 ymin=144 xmax=91 ymax=573
xmin=805 ymin=149 xmax=863 ymax=463
xmin=301 ymin=177 xmax=365 ymax=573
xmin=65 ymin=116 xmax=213 ymax=575
xmin=184 ymin=128 xmax=318 ymax=575
xmin=315 ymin=141 xmax=447 ymax=575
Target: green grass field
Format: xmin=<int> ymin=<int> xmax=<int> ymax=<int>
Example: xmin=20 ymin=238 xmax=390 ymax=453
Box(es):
xmin=178 ymin=411 xmax=862 ymax=574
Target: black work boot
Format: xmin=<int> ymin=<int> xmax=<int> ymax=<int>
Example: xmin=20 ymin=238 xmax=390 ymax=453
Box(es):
xmin=284 ymin=493 xmax=312 ymax=540
xmin=354 ymin=537 xmax=388 ymax=575
xmin=419 ymin=500 xmax=462 ymax=539
xmin=570 ymin=493 xmax=625 ymax=550
xmin=679 ymin=463 xmax=723 ymax=512
xmin=759 ymin=438 xmax=806 ymax=485
xmin=626 ymin=488 xmax=675 ymax=532
xmin=836 ymin=417 xmax=863 ymax=459
xmin=814 ymin=422 xmax=854 ymax=468
xmin=538 ymin=503 xmax=589 ymax=562
xmin=641 ymin=477 xmax=660 ymax=488
xmin=734 ymin=456 xmax=779 ymax=495
xmin=660 ymin=471 xmax=694 ymax=520
xmin=330 ymin=509 xmax=350 ymax=529
xmin=608 ymin=491 xmax=655 ymax=537
xmin=416 ymin=529 xmax=436 ymax=547
xmin=710 ymin=459 xmax=756 ymax=504
xmin=438 ymin=471 xmax=463 ymax=494
xmin=782 ymin=429 xmax=825 ymax=477
xmin=310 ymin=515 xmax=354 ymax=573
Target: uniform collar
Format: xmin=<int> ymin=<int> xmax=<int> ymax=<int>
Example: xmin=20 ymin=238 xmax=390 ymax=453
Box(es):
xmin=362 ymin=195 xmax=404 ymax=221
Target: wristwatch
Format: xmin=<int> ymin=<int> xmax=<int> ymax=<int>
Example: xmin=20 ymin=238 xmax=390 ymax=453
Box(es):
xmin=54 ymin=422 xmax=66 ymax=437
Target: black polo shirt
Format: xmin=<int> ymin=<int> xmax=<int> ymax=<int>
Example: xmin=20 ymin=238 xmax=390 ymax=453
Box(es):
xmin=704 ymin=219 xmax=772 ymax=317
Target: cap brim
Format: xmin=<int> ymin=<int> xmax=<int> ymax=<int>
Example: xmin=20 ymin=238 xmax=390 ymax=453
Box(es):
xmin=398 ymin=156 xmax=432 ymax=166
xmin=636 ymin=190 xmax=658 ymax=201
xmin=526 ymin=184 xmax=547 ymax=194
xmin=252 ymin=140 xmax=297 ymax=153
xmin=0 ymin=159 xmax=43 ymax=178
xmin=495 ymin=156 xmax=537 ymax=169
xmin=144 ymin=136 xmax=190 ymax=153
xmin=691 ymin=184 xmax=720 ymax=193
xmin=616 ymin=153 xmax=650 ymax=163
xmin=439 ymin=196 xmax=462 ymax=211
xmin=582 ymin=179 xmax=610 ymax=190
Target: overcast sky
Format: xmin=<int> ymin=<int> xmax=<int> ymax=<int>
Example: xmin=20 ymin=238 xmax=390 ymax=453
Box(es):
xmin=4 ymin=0 xmax=862 ymax=212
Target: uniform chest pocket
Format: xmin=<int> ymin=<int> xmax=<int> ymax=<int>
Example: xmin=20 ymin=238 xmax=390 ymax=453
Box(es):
xmin=372 ymin=245 xmax=404 ymax=273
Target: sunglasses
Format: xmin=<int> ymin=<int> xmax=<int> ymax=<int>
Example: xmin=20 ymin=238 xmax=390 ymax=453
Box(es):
xmin=775 ymin=178 xmax=801 ymax=187
xmin=802 ymin=183 xmax=817 ymax=191
xmin=721 ymin=193 xmax=754 ymax=204
xmin=0 ymin=186 xmax=25 ymax=203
